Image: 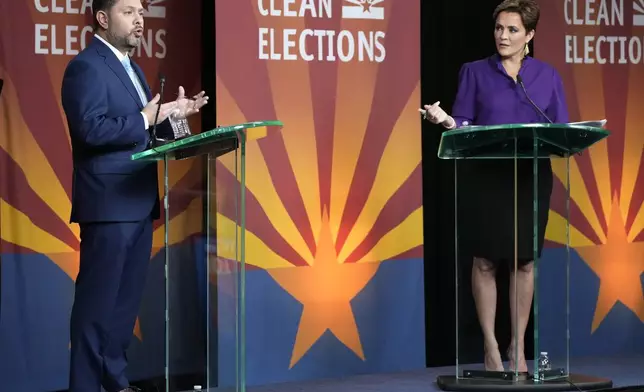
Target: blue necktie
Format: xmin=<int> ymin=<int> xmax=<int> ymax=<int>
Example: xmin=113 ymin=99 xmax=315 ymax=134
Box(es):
xmin=122 ymin=57 xmax=148 ymax=106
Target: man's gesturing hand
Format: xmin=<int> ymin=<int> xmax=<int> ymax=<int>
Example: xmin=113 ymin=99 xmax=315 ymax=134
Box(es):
xmin=142 ymin=94 xmax=178 ymax=126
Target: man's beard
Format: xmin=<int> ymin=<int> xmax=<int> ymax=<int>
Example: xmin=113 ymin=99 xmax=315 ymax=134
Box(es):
xmin=106 ymin=30 xmax=140 ymax=52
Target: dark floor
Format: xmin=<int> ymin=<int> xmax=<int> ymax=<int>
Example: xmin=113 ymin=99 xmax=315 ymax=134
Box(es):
xmin=197 ymin=356 xmax=644 ymax=392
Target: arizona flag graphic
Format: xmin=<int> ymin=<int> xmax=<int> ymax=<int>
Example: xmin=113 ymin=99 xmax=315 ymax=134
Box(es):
xmin=536 ymin=0 xmax=644 ymax=358
xmin=142 ymin=0 xmax=166 ymax=19
xmin=342 ymin=0 xmax=385 ymax=20
xmin=634 ymin=0 xmax=644 ymax=26
xmin=0 ymin=0 xmax=204 ymax=390
xmin=215 ymin=0 xmax=425 ymax=386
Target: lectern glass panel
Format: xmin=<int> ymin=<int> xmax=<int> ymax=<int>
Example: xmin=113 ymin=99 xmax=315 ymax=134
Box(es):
xmin=437 ymin=123 xmax=608 ymax=388
xmin=534 ymin=154 xmax=572 ymax=381
xmin=208 ymin=137 xmax=245 ymax=392
xmin=448 ymin=136 xmax=545 ymax=381
xmin=159 ymin=153 xmax=222 ymax=392
xmin=132 ymin=120 xmax=283 ymax=392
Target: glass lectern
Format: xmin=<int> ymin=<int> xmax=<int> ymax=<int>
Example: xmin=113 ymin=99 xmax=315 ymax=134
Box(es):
xmin=435 ymin=123 xmax=613 ymax=391
xmin=132 ymin=120 xmax=283 ymax=392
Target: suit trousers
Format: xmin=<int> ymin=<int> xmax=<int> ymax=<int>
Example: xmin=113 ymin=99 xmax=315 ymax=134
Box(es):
xmin=69 ymin=217 xmax=153 ymax=392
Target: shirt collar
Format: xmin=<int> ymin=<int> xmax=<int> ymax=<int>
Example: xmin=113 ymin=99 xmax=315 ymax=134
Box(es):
xmin=490 ymin=53 xmax=531 ymax=76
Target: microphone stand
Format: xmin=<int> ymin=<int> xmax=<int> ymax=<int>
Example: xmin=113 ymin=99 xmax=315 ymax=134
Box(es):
xmin=149 ymin=74 xmax=170 ymax=148
xmin=516 ymin=75 xmax=553 ymax=124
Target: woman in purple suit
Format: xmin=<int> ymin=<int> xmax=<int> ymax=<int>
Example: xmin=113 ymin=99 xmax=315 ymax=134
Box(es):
xmin=421 ymin=0 xmax=569 ymax=372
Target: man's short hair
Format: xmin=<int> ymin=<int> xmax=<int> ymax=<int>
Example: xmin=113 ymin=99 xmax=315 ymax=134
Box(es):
xmin=92 ymin=0 xmax=119 ymax=31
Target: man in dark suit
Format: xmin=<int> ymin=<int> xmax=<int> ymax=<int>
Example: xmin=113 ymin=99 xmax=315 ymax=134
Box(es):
xmin=60 ymin=0 xmax=207 ymax=391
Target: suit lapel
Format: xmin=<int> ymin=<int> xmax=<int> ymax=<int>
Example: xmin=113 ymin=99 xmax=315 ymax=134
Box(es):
xmin=92 ymin=39 xmax=145 ymax=109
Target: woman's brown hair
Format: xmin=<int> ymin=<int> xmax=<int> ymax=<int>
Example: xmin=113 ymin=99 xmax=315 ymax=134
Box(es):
xmin=493 ymin=0 xmax=540 ymax=32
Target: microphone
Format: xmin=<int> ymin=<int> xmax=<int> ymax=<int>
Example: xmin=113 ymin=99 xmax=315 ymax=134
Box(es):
xmin=516 ymin=75 xmax=553 ymax=124
xmin=149 ymin=73 xmax=169 ymax=148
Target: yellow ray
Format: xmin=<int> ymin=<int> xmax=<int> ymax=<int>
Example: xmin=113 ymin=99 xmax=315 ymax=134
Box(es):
xmin=571 ymin=64 xmax=611 ymax=226
xmin=216 ymin=213 xmax=295 ymax=269
xmin=355 ymin=207 xmax=423 ymax=264
xmin=329 ymin=40 xmax=381 ymax=241
xmin=1 ymin=200 xmax=74 ymax=253
xmin=551 ymin=157 xmax=606 ymax=243
xmin=159 ymin=158 xmax=199 ymax=196
xmin=256 ymin=8 xmax=321 ymax=243
xmin=0 ymin=75 xmax=78 ymax=239
xmin=545 ymin=210 xmax=597 ymax=248
xmin=215 ymin=76 xmax=314 ymax=263
xmin=622 ymin=65 xmax=644 ymax=221
xmin=133 ymin=318 xmax=142 ymax=340
xmin=628 ymin=205 xmax=644 ymax=243
xmin=212 ymin=99 xmax=314 ymax=264
xmin=338 ymin=83 xmax=422 ymax=262
xmin=239 ymin=143 xmax=312 ymax=263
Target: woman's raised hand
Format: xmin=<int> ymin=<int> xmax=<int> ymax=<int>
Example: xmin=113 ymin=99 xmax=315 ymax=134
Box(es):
xmin=419 ymin=101 xmax=456 ymax=129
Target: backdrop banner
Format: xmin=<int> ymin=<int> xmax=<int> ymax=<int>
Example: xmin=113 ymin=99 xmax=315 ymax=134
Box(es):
xmin=0 ymin=1 xmax=203 ymax=390
xmin=214 ymin=0 xmax=425 ymax=386
xmin=536 ymin=0 xmax=644 ymax=357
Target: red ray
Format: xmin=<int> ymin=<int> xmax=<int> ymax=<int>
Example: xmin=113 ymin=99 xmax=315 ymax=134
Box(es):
xmin=0 ymin=1 xmax=72 ymax=201
xmin=335 ymin=1 xmax=420 ymax=254
xmin=536 ymin=2 xmax=581 ymax=122
xmin=215 ymin=160 xmax=308 ymax=267
xmin=304 ymin=5 xmax=342 ymax=216
xmin=599 ymin=8 xmax=629 ymax=201
xmin=215 ymin=0 xmax=316 ymax=256
xmin=543 ymin=239 xmax=560 ymax=249
xmin=386 ymin=245 xmax=423 ymax=261
xmin=0 ymin=149 xmax=79 ymax=251
xmin=536 ymin=2 xmax=608 ymax=235
xmin=0 ymin=240 xmax=36 ymax=254
xmin=625 ymin=156 xmax=644 ymax=235
xmin=550 ymin=174 xmax=603 ymax=245
xmin=344 ymin=164 xmax=422 ymax=264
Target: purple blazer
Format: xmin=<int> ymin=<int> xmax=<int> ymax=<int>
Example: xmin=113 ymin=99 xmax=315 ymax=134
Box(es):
xmin=451 ymin=54 xmax=569 ymax=128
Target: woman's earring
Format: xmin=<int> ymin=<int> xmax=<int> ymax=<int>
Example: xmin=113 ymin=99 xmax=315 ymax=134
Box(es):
xmin=524 ymin=43 xmax=530 ymax=56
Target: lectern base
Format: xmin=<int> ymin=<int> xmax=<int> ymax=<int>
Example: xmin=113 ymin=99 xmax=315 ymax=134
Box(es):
xmin=436 ymin=374 xmax=613 ymax=391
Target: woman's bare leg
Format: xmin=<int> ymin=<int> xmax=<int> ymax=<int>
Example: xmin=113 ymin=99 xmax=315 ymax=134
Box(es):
xmin=471 ymin=257 xmax=503 ymax=371
xmin=508 ymin=261 xmax=534 ymax=372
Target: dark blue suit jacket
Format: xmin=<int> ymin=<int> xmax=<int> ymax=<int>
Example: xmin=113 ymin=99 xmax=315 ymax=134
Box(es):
xmin=61 ymin=37 xmax=167 ymax=223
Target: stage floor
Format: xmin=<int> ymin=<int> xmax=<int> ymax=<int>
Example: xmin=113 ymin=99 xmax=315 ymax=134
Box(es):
xmin=205 ymin=356 xmax=644 ymax=392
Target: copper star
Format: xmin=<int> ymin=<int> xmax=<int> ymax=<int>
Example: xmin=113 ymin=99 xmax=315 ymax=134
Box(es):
xmin=576 ymin=195 xmax=644 ymax=332
xmin=268 ymin=208 xmax=380 ymax=368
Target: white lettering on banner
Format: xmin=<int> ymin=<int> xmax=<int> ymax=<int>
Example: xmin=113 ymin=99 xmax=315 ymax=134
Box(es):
xmin=257 ymin=0 xmax=387 ymax=63
xmin=562 ymin=0 xmax=644 ymax=64
xmin=259 ymin=28 xmax=385 ymax=62
xmin=33 ymin=0 xmax=167 ymax=58
xmin=34 ymin=0 xmax=92 ymax=14
xmin=258 ymin=0 xmax=332 ymax=18
xmin=563 ymin=0 xmax=624 ymax=26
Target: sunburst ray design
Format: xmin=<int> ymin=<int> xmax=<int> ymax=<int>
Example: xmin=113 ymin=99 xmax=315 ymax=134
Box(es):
xmin=215 ymin=0 xmax=422 ymax=366
xmin=0 ymin=1 xmax=204 ymax=341
xmin=537 ymin=1 xmax=644 ymax=331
